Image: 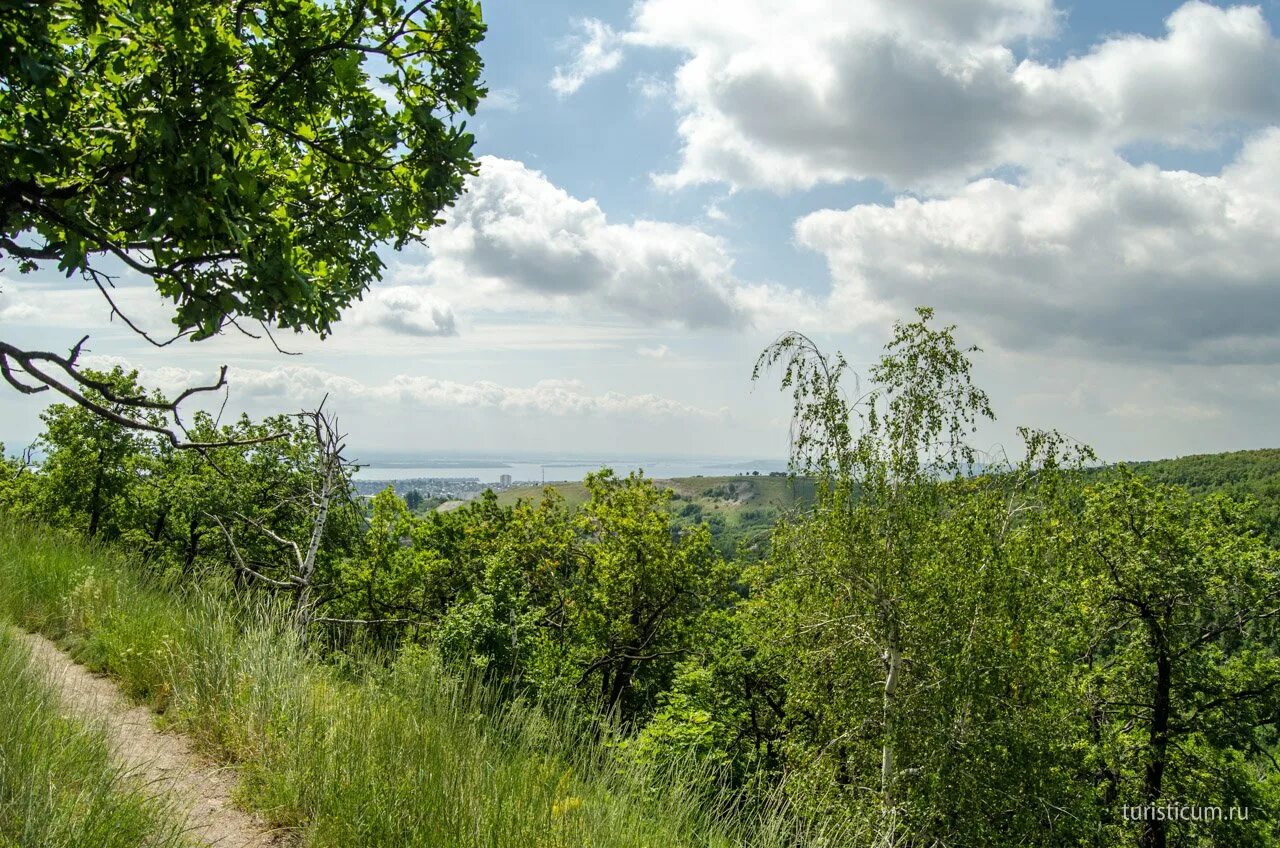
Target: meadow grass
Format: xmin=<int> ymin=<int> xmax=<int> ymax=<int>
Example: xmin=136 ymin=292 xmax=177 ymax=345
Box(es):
xmin=0 ymin=627 xmax=191 ymax=848
xmin=0 ymin=518 xmax=831 ymax=848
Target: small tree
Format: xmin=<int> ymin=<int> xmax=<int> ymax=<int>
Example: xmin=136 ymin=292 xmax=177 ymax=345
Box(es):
xmin=750 ymin=308 xmax=1095 ymax=844
xmin=35 ymin=366 xmax=160 ymax=537
xmin=564 ymin=470 xmax=731 ymax=722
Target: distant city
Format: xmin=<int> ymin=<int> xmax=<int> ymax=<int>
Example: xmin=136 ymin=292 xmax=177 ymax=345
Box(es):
xmin=351 ymin=453 xmax=787 ymax=484
xmin=350 ymin=454 xmax=790 ymax=505
xmin=351 ymin=474 xmax=532 ymax=503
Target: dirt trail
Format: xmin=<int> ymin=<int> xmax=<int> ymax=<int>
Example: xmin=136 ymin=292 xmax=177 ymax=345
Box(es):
xmin=16 ymin=630 xmax=286 ymax=848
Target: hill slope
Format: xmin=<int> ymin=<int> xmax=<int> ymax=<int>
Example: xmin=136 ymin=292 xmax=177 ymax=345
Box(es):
xmin=496 ymin=474 xmax=816 ymax=557
xmin=491 ymin=450 xmax=1280 ymax=552
xmin=1108 ymin=448 xmax=1280 ymax=540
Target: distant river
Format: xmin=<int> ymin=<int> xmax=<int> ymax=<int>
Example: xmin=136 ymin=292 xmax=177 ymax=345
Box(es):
xmin=353 ymin=458 xmax=786 ymax=484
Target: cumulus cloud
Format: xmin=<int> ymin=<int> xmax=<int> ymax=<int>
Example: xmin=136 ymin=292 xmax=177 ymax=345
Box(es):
xmin=406 ymin=156 xmax=813 ymax=329
xmin=77 ymin=354 xmax=207 ymax=397
xmin=227 ymin=365 xmax=724 ymax=419
xmin=551 ymin=19 xmax=625 ymax=96
xmin=795 ymin=129 xmax=1280 ymax=363
xmin=593 ymin=0 xmax=1280 ymax=191
xmin=348 ymin=286 xmax=457 ymax=337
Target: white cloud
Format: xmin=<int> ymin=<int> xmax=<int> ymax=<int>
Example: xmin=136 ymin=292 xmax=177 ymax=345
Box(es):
xmin=637 ymin=344 xmax=670 ymax=359
xmin=630 ymin=73 xmax=672 ymax=102
xmin=347 ymin=286 xmax=456 ymax=337
xmin=795 ymin=129 xmax=1280 ymax=363
xmin=227 ymin=365 xmax=724 ymax=419
xmin=601 ymin=0 xmax=1280 ymax=191
xmin=406 ymin=156 xmax=812 ymax=330
xmin=77 ymin=354 xmax=208 ymax=397
xmin=0 ymin=278 xmax=172 ymax=333
xmin=483 ymin=87 xmax=521 ymax=112
xmin=0 ymin=287 xmax=42 ymax=323
xmin=551 ymin=19 xmax=625 ymax=96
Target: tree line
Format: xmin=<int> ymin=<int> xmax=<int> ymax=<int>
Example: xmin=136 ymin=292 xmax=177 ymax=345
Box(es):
xmin=2 ymin=309 xmax=1279 ymax=848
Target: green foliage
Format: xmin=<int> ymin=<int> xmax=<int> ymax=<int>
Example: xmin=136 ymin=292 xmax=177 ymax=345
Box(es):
xmin=0 ymin=517 xmax=833 ymax=848
xmin=743 ymin=310 xmax=1084 ymax=843
xmin=564 ymin=471 xmax=731 ymax=720
xmin=498 ymin=474 xmax=816 ymax=560
xmin=1 ymin=0 xmax=486 ymax=339
xmin=337 ymin=472 xmax=732 ymax=723
xmin=1068 ymin=473 xmax=1280 ymax=847
xmin=33 ymin=367 xmax=161 ymax=538
xmin=1092 ymin=448 xmax=1280 ymax=544
xmin=4 ymin=307 xmax=1280 ymax=846
xmin=0 ymin=627 xmax=191 ymax=848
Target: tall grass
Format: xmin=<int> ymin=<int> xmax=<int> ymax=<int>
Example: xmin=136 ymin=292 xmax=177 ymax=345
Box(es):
xmin=0 ymin=518 xmax=834 ymax=848
xmin=0 ymin=627 xmax=191 ymax=848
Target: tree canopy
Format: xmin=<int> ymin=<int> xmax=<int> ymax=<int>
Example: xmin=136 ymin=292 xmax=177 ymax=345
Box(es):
xmin=0 ymin=0 xmax=486 ymax=439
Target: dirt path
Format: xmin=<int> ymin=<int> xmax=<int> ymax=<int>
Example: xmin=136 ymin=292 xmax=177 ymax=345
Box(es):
xmin=16 ymin=630 xmax=287 ymax=848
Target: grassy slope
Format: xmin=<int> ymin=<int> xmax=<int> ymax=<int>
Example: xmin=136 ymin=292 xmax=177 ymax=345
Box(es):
xmin=0 ymin=628 xmax=191 ymax=848
xmin=491 ymin=452 xmax=1280 ymax=554
xmin=0 ymin=519 xmax=823 ymax=848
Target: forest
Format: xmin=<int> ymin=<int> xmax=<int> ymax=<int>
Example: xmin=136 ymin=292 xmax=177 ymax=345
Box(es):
xmin=3 ymin=308 xmax=1279 ymax=848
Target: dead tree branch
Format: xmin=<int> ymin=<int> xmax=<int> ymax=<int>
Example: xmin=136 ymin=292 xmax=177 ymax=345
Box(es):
xmin=0 ymin=337 xmax=279 ymax=449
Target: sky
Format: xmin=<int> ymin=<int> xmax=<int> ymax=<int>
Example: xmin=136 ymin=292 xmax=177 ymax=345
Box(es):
xmin=5 ymin=0 xmax=1280 ymax=464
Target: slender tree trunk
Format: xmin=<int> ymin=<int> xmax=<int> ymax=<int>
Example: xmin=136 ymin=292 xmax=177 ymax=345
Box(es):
xmin=184 ymin=518 xmax=201 ymax=574
xmin=295 ymin=459 xmax=335 ymax=639
xmin=606 ymin=657 xmax=635 ymax=719
xmin=87 ymin=448 xmax=105 ymax=538
xmin=878 ymin=583 xmax=902 ymax=848
xmin=143 ymin=506 xmax=169 ymax=563
xmin=1140 ymin=645 xmax=1172 ymax=848
xmin=882 ymin=639 xmax=901 ymax=803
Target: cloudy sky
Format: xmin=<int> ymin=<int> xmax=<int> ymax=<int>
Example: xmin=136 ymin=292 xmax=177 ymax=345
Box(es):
xmin=5 ymin=0 xmax=1280 ymax=463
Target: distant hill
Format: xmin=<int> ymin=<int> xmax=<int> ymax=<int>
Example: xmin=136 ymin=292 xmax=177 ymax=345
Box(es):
xmin=496 ymin=474 xmax=816 ymax=558
xmin=484 ymin=449 xmax=1280 ymax=554
xmin=1088 ymin=448 xmax=1280 ymax=541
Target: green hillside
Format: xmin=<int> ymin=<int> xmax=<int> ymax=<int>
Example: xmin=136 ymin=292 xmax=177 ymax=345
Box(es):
xmin=1092 ymin=448 xmax=1280 ymax=540
xmin=493 ymin=450 xmax=1280 ymax=553
xmin=496 ymin=474 xmax=817 ymax=557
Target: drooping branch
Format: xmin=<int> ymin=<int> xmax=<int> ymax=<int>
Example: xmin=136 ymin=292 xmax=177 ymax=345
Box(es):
xmin=84 ymin=265 xmax=194 ymax=348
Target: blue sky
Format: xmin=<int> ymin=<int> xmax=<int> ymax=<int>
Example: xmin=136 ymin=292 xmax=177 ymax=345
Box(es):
xmin=5 ymin=0 xmax=1280 ymax=463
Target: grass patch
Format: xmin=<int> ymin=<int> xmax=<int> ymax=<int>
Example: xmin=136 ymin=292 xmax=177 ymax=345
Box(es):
xmin=0 ymin=518 xmax=829 ymax=848
xmin=0 ymin=627 xmax=191 ymax=848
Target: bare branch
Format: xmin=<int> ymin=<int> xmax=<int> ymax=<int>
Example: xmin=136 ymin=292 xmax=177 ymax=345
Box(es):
xmin=234 ymin=511 xmax=306 ymax=571
xmin=0 ymin=337 xmax=280 ymax=449
xmin=209 ymin=514 xmax=302 ymax=589
xmin=84 ymin=266 xmax=194 ymax=348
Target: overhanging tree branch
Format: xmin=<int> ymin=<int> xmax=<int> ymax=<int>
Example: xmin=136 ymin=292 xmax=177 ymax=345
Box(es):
xmin=0 ymin=337 xmax=278 ymax=449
